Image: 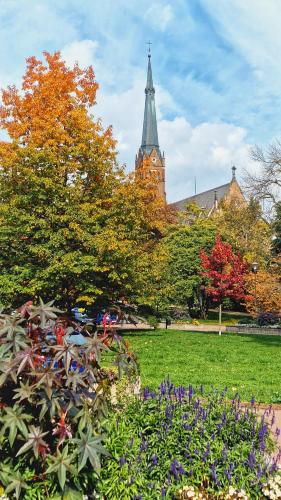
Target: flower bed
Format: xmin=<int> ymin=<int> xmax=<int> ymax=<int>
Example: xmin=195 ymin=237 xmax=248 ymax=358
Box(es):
xmin=99 ymin=381 xmax=281 ymax=499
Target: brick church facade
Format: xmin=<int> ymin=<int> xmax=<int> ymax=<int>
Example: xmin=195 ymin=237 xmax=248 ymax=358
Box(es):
xmin=135 ymin=51 xmax=245 ymax=213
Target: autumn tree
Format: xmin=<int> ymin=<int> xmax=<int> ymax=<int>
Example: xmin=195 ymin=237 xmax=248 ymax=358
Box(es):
xmin=215 ymin=198 xmax=272 ymax=267
xmin=200 ymin=235 xmax=249 ymax=334
xmin=245 ymin=257 xmax=281 ymax=316
xmin=0 ymin=52 xmax=165 ymax=309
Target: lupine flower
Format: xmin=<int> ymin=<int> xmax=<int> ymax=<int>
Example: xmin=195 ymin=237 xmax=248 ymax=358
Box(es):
xmin=188 ymin=384 xmax=193 ymax=403
xmin=143 ymin=387 xmax=150 ymax=400
xmin=161 ymin=487 xmax=166 ymax=497
xmin=151 ymin=454 xmax=158 ymax=466
xmin=119 ymin=457 xmax=127 ymax=466
xmin=247 ymin=449 xmax=256 ymax=469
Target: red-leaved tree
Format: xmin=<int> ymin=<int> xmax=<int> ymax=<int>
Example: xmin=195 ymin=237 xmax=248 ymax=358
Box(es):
xmin=200 ymin=234 xmax=249 ymax=334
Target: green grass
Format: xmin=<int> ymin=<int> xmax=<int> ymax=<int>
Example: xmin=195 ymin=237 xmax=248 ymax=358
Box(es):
xmin=124 ymin=329 xmax=281 ymax=403
xmin=198 ymin=310 xmax=250 ymax=325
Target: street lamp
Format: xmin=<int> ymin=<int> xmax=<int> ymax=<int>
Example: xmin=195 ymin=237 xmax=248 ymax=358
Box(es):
xmin=252 ymin=262 xmax=258 ymax=274
xmin=251 ymin=261 xmax=258 ymax=315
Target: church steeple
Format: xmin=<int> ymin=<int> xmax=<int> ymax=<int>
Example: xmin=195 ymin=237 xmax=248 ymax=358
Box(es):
xmin=135 ymin=48 xmax=166 ymax=203
xmin=141 ymin=52 xmax=159 ymax=154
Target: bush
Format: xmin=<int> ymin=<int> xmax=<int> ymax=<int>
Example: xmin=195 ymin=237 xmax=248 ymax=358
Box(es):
xmin=0 ymin=299 xmax=137 ymax=498
xmin=147 ymin=315 xmax=159 ymax=330
xmin=257 ymin=312 xmax=280 ymax=326
xmin=99 ymin=381 xmax=280 ymax=499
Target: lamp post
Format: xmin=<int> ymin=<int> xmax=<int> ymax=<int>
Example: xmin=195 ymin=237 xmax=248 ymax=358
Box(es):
xmin=252 ymin=261 xmax=258 ymax=316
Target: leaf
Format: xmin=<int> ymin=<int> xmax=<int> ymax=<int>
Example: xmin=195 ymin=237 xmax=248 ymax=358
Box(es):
xmin=0 ymin=403 xmax=32 ymax=446
xmin=16 ymin=425 xmax=49 ymax=459
xmin=73 ymin=429 xmax=109 ymax=472
xmin=30 ymin=298 xmax=64 ymax=327
xmin=46 ymin=445 xmax=76 ymax=490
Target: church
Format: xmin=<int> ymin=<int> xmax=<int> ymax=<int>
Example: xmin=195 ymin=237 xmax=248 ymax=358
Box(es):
xmin=135 ymin=51 xmax=245 ymax=214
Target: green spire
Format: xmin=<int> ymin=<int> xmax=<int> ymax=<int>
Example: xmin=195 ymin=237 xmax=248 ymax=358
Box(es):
xmin=141 ymin=51 xmax=160 ymax=154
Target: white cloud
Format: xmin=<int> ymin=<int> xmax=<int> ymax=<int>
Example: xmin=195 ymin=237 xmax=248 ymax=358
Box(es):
xmin=145 ymin=2 xmax=174 ymax=31
xmin=203 ymin=0 xmax=281 ymax=94
xmin=159 ymin=118 xmax=254 ymax=202
xmin=62 ymin=40 xmax=99 ymax=68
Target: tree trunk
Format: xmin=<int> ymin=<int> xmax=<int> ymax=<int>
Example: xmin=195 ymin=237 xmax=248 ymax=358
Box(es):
xmin=219 ymin=303 xmax=222 ymax=336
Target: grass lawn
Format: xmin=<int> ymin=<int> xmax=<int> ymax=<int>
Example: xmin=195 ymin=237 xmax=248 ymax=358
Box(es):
xmin=196 ymin=310 xmax=250 ymax=325
xmin=124 ymin=329 xmax=281 ymax=403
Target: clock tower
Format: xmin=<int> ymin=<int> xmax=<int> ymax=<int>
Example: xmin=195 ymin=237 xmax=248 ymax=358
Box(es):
xmin=135 ymin=49 xmax=166 ymax=203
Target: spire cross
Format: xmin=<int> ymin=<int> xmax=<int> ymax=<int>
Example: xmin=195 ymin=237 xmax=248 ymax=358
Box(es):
xmin=147 ymin=40 xmax=152 ymax=55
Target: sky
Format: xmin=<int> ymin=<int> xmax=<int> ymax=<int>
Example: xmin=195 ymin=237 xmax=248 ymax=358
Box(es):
xmin=0 ymin=0 xmax=281 ymax=202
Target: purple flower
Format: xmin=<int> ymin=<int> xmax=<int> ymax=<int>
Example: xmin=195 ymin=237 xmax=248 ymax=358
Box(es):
xmin=251 ymin=396 xmax=255 ymax=406
xmin=200 ymin=384 xmax=204 ymax=395
xmin=151 ymin=454 xmax=158 ymax=466
xmin=140 ymin=436 xmax=148 ymax=452
xmin=119 ymin=457 xmax=127 ymax=467
xmin=188 ymin=384 xmax=193 ymax=403
xmin=275 ymin=427 xmax=280 ymax=438
xmin=161 ymin=487 xmax=166 ymax=497
xmin=143 ymin=387 xmax=150 ymax=400
xmin=247 ymin=450 xmax=256 ymax=469
xmin=203 ymin=443 xmax=210 ymax=462
xmin=160 ymin=382 xmax=166 ymax=396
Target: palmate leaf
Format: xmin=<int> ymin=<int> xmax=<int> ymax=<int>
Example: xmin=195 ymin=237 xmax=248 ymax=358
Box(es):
xmin=0 ymin=463 xmax=28 ymax=499
xmin=84 ymin=333 xmax=110 ymax=364
xmin=52 ymin=342 xmax=81 ymax=374
xmin=74 ymin=401 xmax=93 ymax=433
xmin=64 ymin=370 xmax=88 ymax=392
xmin=37 ymin=391 xmax=62 ymax=421
xmin=13 ymin=380 xmax=36 ymax=403
xmin=0 ymin=403 xmax=32 ymax=447
xmin=73 ymin=429 xmax=109 ymax=472
xmin=33 ymin=366 xmax=64 ymax=399
xmin=29 ymin=298 xmax=64 ymax=327
xmin=46 ymin=444 xmax=76 ymax=490
xmin=0 ymin=315 xmax=25 ymax=339
xmin=16 ymin=425 xmax=49 ymax=459
xmin=12 ymin=346 xmax=38 ymax=375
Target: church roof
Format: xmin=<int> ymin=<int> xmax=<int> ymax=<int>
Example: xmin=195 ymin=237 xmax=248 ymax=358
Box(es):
xmin=141 ymin=52 xmax=160 ymax=155
xmin=172 ymin=182 xmax=231 ymax=211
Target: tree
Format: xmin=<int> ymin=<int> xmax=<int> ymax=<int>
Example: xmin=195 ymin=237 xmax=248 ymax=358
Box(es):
xmin=162 ymin=208 xmax=217 ymax=318
xmin=273 ymin=202 xmax=281 ymax=254
xmin=244 ymin=141 xmax=281 ymax=206
xmin=245 ymin=258 xmax=281 ymax=316
xmin=215 ymin=198 xmax=272 ymax=267
xmin=0 ymin=52 xmax=165 ymax=309
xmin=200 ymin=235 xmax=249 ymax=334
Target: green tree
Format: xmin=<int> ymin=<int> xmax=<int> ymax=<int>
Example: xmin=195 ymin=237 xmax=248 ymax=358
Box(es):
xmin=0 ymin=52 xmax=164 ymax=309
xmin=163 ymin=209 xmax=216 ymax=318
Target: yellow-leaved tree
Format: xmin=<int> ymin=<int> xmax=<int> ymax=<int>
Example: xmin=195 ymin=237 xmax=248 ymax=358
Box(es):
xmin=0 ymin=52 xmax=167 ymax=309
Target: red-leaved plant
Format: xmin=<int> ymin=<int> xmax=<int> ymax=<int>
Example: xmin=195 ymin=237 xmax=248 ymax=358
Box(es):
xmin=0 ymin=298 xmax=137 ymax=498
xmin=200 ymin=235 xmax=249 ymax=334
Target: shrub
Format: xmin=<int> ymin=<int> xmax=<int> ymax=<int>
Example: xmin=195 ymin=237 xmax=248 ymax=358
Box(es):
xmin=99 ymin=381 xmax=280 ymax=499
xmin=0 ymin=299 xmax=137 ymax=498
xmin=147 ymin=315 xmax=159 ymax=330
xmin=257 ymin=312 xmax=280 ymax=326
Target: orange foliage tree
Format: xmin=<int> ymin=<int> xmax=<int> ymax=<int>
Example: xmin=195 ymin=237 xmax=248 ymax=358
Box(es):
xmin=0 ymin=52 xmax=167 ymax=309
xmin=245 ymin=257 xmax=281 ymax=316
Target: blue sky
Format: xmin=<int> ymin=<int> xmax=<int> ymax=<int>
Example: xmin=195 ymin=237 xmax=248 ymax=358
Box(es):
xmin=0 ymin=0 xmax=280 ymax=201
